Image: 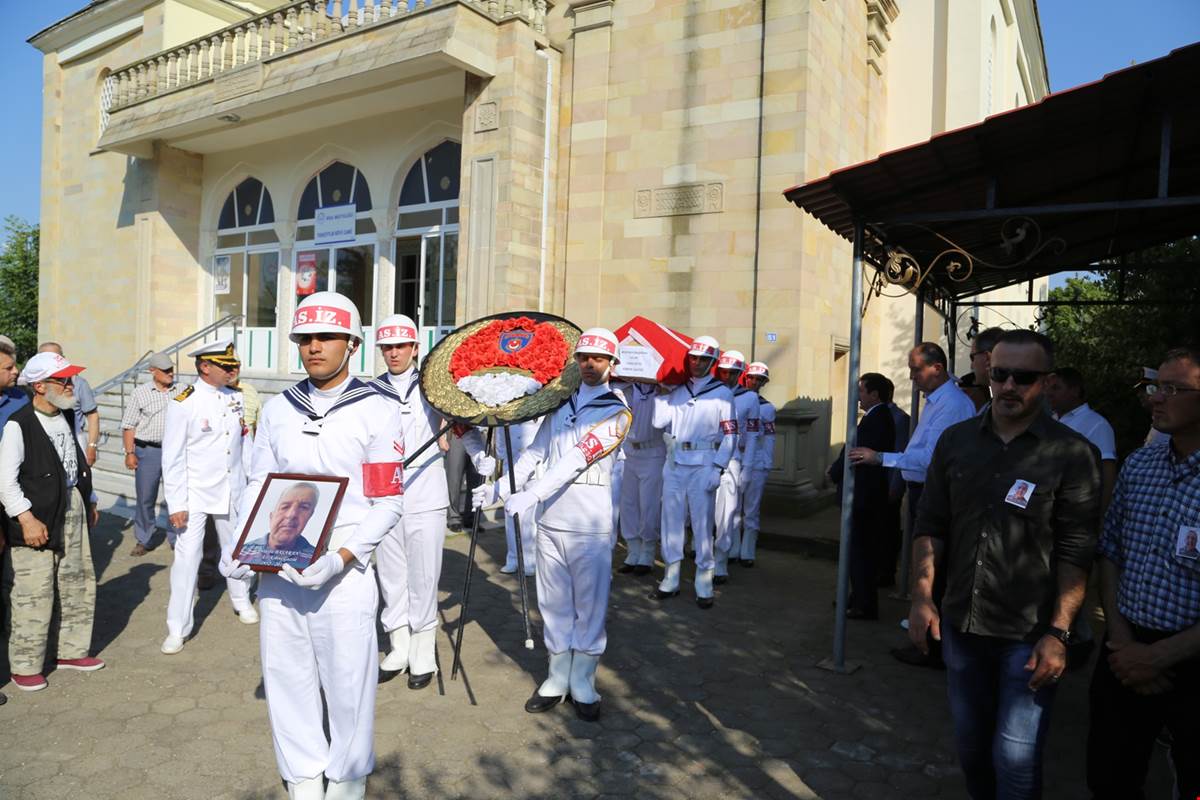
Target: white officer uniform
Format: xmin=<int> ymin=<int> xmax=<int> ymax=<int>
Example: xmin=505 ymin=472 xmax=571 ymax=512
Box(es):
xmin=653 ymin=336 xmax=737 ymax=604
xmin=714 ymin=352 xmax=760 ymax=577
xmin=161 ymin=340 xmax=254 ymax=647
xmin=617 ymin=382 xmax=666 ymax=570
xmin=498 ymin=418 xmax=540 ymax=575
xmin=370 ymin=315 xmax=452 ymax=680
xmin=505 ymin=333 xmax=631 ymax=713
xmin=236 ymin=293 xmax=404 ymax=800
xmin=740 ymin=361 xmax=774 ymax=563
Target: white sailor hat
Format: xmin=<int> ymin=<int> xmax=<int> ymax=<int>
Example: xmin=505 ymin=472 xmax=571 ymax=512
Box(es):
xmin=187 ymin=338 xmax=240 ymax=368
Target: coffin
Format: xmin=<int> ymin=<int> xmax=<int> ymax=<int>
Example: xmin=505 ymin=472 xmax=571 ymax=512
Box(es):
xmin=612 ymin=316 xmax=693 ymax=385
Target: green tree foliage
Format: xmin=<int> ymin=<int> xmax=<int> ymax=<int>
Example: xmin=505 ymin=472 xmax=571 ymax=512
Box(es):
xmin=0 ymin=216 xmax=40 ymax=361
xmin=1042 ymin=237 xmax=1200 ymax=458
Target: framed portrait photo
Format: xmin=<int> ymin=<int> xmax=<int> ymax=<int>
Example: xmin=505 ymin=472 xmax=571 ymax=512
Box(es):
xmin=233 ymin=473 xmax=348 ymax=573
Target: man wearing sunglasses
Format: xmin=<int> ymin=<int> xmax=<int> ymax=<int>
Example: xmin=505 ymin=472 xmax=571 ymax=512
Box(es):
xmin=908 ymin=329 xmax=1101 ymax=799
xmin=120 ymin=351 xmax=184 ymax=556
xmin=1087 ymin=347 xmax=1200 ymax=799
xmin=1 ymin=352 xmax=102 ymax=692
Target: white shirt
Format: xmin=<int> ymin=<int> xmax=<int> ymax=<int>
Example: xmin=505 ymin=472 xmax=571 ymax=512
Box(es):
xmin=0 ymin=411 xmax=78 ymax=517
xmin=162 ymin=380 xmax=248 ymax=516
xmin=756 ymin=396 xmax=776 ymax=471
xmin=1056 ymin=402 xmax=1117 ymax=461
xmin=732 ymin=386 xmax=761 ymax=470
xmin=652 ymin=376 xmax=737 ymax=468
xmin=372 ymin=368 xmax=450 ymax=513
xmin=618 ymin=383 xmax=666 ymax=457
xmin=880 ymin=379 xmax=977 ymax=483
xmin=241 ymin=377 xmax=404 ymax=565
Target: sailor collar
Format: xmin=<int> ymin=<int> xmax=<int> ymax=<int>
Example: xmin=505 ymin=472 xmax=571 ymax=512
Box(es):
xmin=283 ymin=377 xmax=376 ymax=432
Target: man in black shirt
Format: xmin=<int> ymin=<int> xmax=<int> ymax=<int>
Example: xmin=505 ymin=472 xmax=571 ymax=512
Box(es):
xmin=908 ymin=330 xmax=1101 ymax=799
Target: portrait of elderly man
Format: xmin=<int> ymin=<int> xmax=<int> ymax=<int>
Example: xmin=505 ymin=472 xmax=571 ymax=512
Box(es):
xmin=239 ymin=482 xmax=321 ymax=570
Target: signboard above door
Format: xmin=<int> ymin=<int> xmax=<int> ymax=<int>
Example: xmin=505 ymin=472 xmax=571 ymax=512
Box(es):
xmin=314 ymin=204 xmax=356 ymax=246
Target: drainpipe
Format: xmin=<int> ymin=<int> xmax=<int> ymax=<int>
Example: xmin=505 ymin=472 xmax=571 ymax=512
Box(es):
xmin=749 ymin=0 xmax=766 ymax=359
xmin=536 ymin=49 xmax=553 ymax=312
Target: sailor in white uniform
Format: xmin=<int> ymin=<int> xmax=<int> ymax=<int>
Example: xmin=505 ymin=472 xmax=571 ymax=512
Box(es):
xmin=221 ymin=292 xmax=405 ymax=800
xmin=615 ymin=380 xmax=666 ymax=576
xmin=473 ymin=328 xmax=631 ymax=721
xmin=652 ymin=336 xmax=737 ymax=608
xmin=371 ymin=314 xmax=486 ymax=689
xmin=739 ymin=361 xmax=774 ymax=566
xmin=497 ymin=418 xmax=540 ymax=575
xmin=713 ymin=350 xmax=759 ymax=584
xmin=160 ymin=339 xmax=256 ymax=654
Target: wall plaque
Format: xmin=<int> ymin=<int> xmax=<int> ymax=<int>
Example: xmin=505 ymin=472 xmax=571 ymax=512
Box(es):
xmin=213 ymin=63 xmax=264 ymax=104
xmin=634 ymin=182 xmax=724 ymax=218
xmin=476 ymin=102 xmax=499 ymax=132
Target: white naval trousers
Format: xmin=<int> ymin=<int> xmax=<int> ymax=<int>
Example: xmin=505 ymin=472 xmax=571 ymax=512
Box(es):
xmin=258 ymin=564 xmax=379 ymax=784
xmin=376 ymin=507 xmax=447 ymax=635
xmin=503 ymin=507 xmax=538 ymax=572
xmin=661 ymin=464 xmax=716 ymax=571
xmin=535 ymin=525 xmax=613 ymax=655
xmin=167 ymin=511 xmax=251 ymax=638
xmin=741 ymin=467 xmax=768 ymax=560
xmin=713 ymin=460 xmax=744 ymax=560
xmin=618 ymin=452 xmax=665 ymax=565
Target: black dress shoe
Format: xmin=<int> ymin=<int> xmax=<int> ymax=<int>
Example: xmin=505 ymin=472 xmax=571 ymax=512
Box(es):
xmin=889 ymin=645 xmax=945 ymax=670
xmin=632 ymin=565 xmax=652 ymax=576
xmin=696 ymin=596 xmax=714 ymax=609
xmin=617 ymin=563 xmax=636 ymax=574
xmin=524 ymin=690 xmax=565 ymax=713
xmin=571 ymin=697 xmax=601 ymax=722
xmin=845 ymin=608 xmax=878 ymax=620
xmin=713 ymin=575 xmax=728 ymax=586
xmin=407 ymin=671 xmax=435 ymax=690
xmin=652 ymin=588 xmax=680 ymax=600
xmin=740 ymin=559 xmax=755 ymax=568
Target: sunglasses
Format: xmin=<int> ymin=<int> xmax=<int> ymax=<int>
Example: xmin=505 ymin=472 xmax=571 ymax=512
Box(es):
xmin=44 ymin=377 xmax=74 ymax=386
xmin=989 ymin=367 xmax=1047 ymax=386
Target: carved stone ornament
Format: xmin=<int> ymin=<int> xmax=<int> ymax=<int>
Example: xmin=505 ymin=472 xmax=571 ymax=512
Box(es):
xmin=476 ymin=102 xmax=499 ymax=133
xmin=634 ymin=182 xmax=725 ymax=219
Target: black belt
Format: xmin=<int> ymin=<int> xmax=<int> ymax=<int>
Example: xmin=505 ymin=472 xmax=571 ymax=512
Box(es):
xmin=134 ymin=439 xmax=161 ymax=448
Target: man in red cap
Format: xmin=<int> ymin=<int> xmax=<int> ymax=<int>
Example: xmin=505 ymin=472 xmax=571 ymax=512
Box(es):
xmin=0 ymin=352 xmax=102 ymax=692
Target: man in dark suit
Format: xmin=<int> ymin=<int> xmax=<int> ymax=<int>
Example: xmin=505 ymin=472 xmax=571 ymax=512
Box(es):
xmin=829 ymin=373 xmax=897 ymax=619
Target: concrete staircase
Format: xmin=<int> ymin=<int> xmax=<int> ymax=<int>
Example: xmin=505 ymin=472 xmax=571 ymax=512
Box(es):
xmin=91 ymin=372 xmax=299 ymax=522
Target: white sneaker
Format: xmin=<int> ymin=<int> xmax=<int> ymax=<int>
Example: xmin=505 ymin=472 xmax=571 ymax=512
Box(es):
xmin=235 ymin=606 xmax=259 ymax=625
xmin=161 ymin=634 xmax=185 ymax=655
xmin=499 ymin=563 xmax=518 ymax=575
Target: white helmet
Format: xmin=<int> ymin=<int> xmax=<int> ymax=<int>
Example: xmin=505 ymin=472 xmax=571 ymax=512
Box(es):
xmin=289 ymin=291 xmax=363 ymax=343
xmin=376 ymin=313 xmax=419 ymax=346
xmin=746 ymin=361 xmax=770 ymax=381
xmin=575 ymin=327 xmax=620 ymax=364
xmin=717 ymin=349 xmax=746 ymax=372
xmin=688 ymin=335 xmax=720 ymax=360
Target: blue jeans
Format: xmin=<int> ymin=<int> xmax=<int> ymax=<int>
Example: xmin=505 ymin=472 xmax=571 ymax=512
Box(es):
xmin=942 ymin=626 xmax=1058 ymax=800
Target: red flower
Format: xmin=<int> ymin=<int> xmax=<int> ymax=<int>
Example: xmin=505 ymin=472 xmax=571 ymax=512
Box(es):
xmin=449 ymin=318 xmax=571 ymax=386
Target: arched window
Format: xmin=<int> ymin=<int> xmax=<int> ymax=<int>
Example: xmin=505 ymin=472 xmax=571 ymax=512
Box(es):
xmin=298 ymin=161 xmax=373 ymax=220
xmin=395 ymin=141 xmax=461 ymax=337
xmin=214 ymin=178 xmax=280 ymax=368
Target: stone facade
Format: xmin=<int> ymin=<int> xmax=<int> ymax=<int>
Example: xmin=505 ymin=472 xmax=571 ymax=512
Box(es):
xmin=31 ymin=0 xmax=1048 ymax=506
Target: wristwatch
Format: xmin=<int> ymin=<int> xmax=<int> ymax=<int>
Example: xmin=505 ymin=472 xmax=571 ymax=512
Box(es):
xmin=1045 ymin=626 xmax=1073 ymax=645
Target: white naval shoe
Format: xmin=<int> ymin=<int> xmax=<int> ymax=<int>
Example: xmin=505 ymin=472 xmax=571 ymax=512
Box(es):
xmin=526 ymin=650 xmax=571 ymax=713
xmin=407 ymin=627 xmax=438 ymax=689
xmin=324 ymin=776 xmax=366 ymax=800
xmin=654 ymin=560 xmax=681 ymax=599
xmin=234 ymin=605 xmax=259 ymax=625
xmin=695 ymin=567 xmax=715 ymax=609
xmin=380 ymin=625 xmax=411 ymax=673
xmin=160 ymin=634 xmax=186 ymax=655
xmin=287 ymin=776 xmax=325 ymax=800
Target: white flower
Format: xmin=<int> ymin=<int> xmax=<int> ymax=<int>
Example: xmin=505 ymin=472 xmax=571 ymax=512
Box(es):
xmin=457 ymin=372 xmax=542 ymax=407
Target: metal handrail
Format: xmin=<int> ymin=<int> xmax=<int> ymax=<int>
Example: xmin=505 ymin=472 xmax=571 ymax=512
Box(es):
xmin=94 ymin=314 xmax=244 ymax=398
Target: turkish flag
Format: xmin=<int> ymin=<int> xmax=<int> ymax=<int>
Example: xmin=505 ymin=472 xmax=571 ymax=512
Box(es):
xmin=613 ymin=316 xmax=693 ymax=385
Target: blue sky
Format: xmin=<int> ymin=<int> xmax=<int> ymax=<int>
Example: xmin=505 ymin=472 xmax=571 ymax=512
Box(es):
xmin=1 ymin=1 xmax=1198 ymax=226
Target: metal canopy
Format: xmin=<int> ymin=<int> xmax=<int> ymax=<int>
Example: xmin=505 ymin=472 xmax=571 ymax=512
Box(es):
xmin=784 ymin=41 xmax=1200 ymax=306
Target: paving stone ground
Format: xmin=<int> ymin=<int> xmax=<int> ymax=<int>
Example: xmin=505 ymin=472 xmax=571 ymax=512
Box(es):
xmin=0 ymin=513 xmax=1175 ymax=799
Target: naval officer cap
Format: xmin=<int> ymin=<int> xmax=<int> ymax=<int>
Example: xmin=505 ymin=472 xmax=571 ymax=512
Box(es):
xmin=188 ymin=338 xmax=240 ymax=368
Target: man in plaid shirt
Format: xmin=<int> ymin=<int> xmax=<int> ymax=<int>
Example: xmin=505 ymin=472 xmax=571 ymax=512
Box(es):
xmin=1087 ymin=347 xmax=1200 ymax=799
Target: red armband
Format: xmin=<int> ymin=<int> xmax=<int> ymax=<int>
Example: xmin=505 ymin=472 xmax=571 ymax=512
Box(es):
xmin=363 ymin=462 xmax=404 ymax=497
xmin=720 ymin=419 xmax=738 ymax=435
xmin=763 ymin=421 xmax=776 ymax=435
xmin=576 ymin=433 xmax=605 ymax=464
xmin=746 ymin=419 xmax=760 ymax=432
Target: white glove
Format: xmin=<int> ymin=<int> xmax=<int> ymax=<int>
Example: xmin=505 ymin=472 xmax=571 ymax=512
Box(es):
xmin=505 ymin=490 xmax=539 ymax=520
xmin=471 ymin=452 xmax=497 ymax=477
xmin=279 ymin=552 xmax=345 ymax=591
xmin=704 ymin=465 xmax=724 ymax=492
xmin=471 ymin=482 xmax=498 ymax=511
xmin=219 ymin=551 xmax=252 ymax=581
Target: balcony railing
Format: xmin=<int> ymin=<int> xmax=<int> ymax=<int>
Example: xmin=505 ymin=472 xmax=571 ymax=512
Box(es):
xmin=106 ymin=0 xmax=548 ymax=112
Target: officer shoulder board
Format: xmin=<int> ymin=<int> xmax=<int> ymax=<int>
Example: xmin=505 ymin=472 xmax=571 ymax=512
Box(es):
xmin=282 ymin=377 xmax=377 ymax=421
xmin=174 ymin=385 xmax=194 ymax=402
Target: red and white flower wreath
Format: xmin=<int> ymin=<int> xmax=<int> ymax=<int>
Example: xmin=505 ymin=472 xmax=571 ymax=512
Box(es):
xmin=449 ymin=317 xmax=571 ymax=407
